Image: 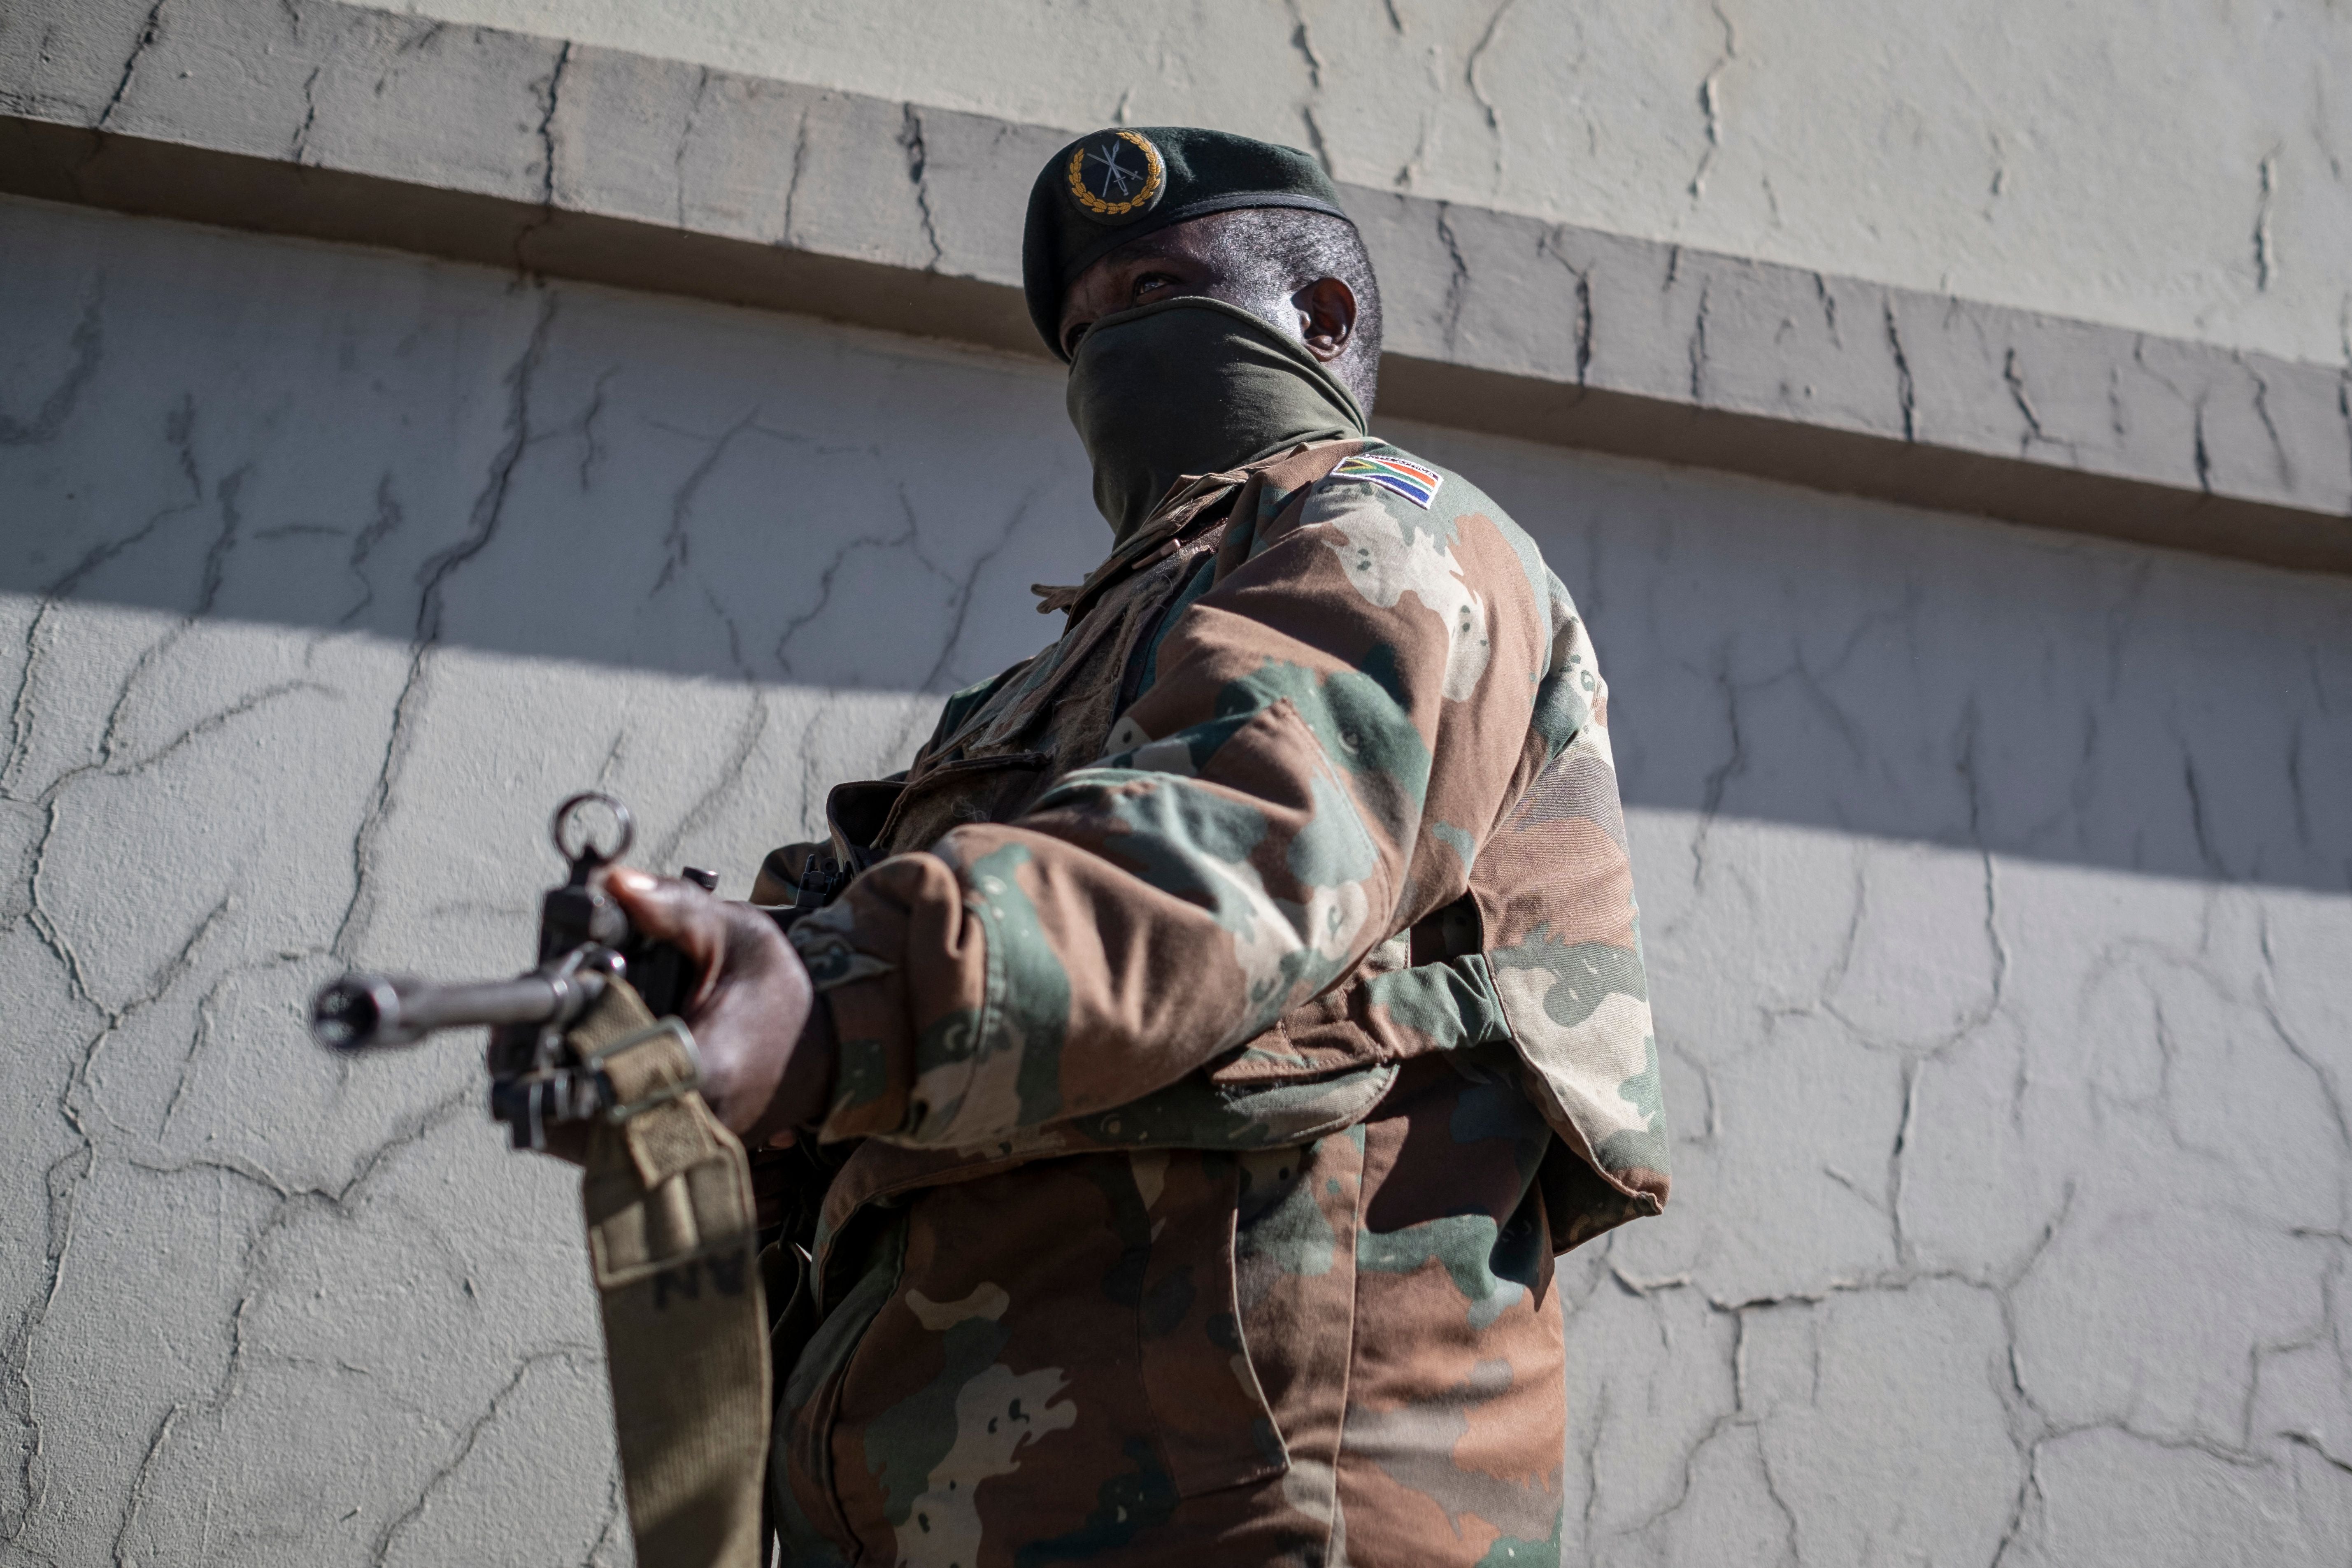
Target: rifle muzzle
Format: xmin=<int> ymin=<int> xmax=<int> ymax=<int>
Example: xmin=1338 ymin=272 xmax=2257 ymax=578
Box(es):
xmin=311 ymin=970 xmax=602 ymax=1052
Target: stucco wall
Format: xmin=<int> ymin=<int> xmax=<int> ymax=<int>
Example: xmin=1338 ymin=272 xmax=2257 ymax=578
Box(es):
xmin=383 ymin=0 xmax=2352 ymax=369
xmin=15 ymin=0 xmax=2350 ymax=574
xmin=6 ymin=193 xmax=2350 ymax=1564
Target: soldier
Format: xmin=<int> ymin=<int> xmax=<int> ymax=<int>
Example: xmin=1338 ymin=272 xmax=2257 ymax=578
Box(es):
xmin=605 ymin=127 xmax=1669 ymax=1566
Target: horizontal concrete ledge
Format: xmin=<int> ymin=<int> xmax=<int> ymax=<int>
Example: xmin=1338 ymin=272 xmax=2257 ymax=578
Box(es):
xmin=5 ymin=0 xmax=2350 ymax=574
xmin=1376 ymin=355 xmax=2352 ymax=573
xmin=0 ymin=115 xmax=1048 ymax=360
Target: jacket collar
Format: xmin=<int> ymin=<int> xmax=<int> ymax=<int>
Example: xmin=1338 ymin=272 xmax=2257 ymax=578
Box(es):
xmin=1030 ymin=437 xmax=1359 ymax=623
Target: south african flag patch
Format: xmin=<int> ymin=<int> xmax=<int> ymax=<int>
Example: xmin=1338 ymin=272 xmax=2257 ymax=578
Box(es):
xmin=1329 ymin=454 xmax=1443 ymax=509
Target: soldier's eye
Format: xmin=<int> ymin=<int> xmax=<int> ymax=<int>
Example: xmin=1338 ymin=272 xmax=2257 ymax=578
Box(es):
xmin=1133 ymin=272 xmax=1178 ymax=301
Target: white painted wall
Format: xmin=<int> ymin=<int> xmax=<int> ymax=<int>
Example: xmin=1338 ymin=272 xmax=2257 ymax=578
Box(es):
xmin=380 ymin=0 xmax=2352 ymax=369
xmin=6 ymin=193 xmax=2350 ymax=1564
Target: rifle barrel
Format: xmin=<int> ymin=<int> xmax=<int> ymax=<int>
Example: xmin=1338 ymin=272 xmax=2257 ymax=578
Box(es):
xmin=312 ymin=970 xmax=599 ymax=1052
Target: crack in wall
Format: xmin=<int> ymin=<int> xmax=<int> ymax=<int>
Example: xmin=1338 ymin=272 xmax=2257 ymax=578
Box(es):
xmin=109 ymin=1401 xmax=181 ymax=1566
xmin=760 ymin=467 xmax=1038 ymax=697
xmin=289 ymin=65 xmax=321 ymax=162
xmin=2 ymin=538 xmax=212 ymax=826
xmin=2243 ymin=357 xmax=2293 ymax=486
xmin=0 ymin=284 xmax=103 ymax=448
xmin=672 ymin=65 xmax=710 ymax=232
xmin=1586 ymin=1198 xmax=2090 ymax=1556
xmin=649 ymin=591 xmax=768 ymax=873
xmin=2285 ymin=1429 xmax=2352 ymax=1477
xmin=54 ymin=463 xmax=257 ymax=805
xmin=368 ymin=1348 xmax=597 ymax=1565
xmin=2255 ymin=151 xmax=2279 ymax=292
xmin=572 ymin=368 xmax=620 ymax=493
xmin=3 ymin=394 xmax=200 ymax=813
xmin=653 ymin=407 xmax=770 ymax=594
xmin=2284 ymin=713 xmax=2314 ymax=849
xmin=2123 ymin=335 xmax=2240 ymax=501
xmin=898 ymin=103 xmax=944 ymax=270
xmin=1689 ymin=3 xmax=1737 ymax=200
xmin=920 ymin=478 xmax=1049 ymax=694
xmin=1433 ymin=202 xmax=1471 ymax=352
xmin=0 ymin=1145 xmax=92 ymax=1542
xmin=1574 ymin=271 xmax=1593 ymax=385
xmin=581 ymin=1461 xmax=628 ymax=1567
xmin=1685 ymin=639 xmax=1747 ymax=895
xmin=779 ymin=106 xmax=812 ymax=247
xmin=1283 ymin=4 xmax=1324 ymax=91
xmin=2001 ymin=348 xmax=2048 ymax=451
xmin=84 ymin=1085 xmax=484 ymax=1562
xmin=533 ymin=41 xmax=572 ymax=211
xmin=1882 ymin=299 xmax=1917 ymax=442
xmin=500 ymin=36 xmax=575 ymax=272
xmin=96 ymin=0 xmax=166 ymax=131
xmin=1280 ymin=2 xmax=1332 ymax=170
xmin=1984 ymin=129 xmax=2010 ymax=221
xmin=1536 ymin=229 xmax=1593 ymax=386
xmin=1689 ymin=284 xmax=1712 ymax=403
xmin=1810 ymin=273 xmax=1840 ymax=344
xmin=389 ymin=19 xmax=447 ymax=62
xmin=2340 ymin=374 xmax=2352 ymax=503
xmin=339 ymin=472 xmax=403 ymax=626
xmin=770 ymin=491 xmax=925 ymax=679
xmin=1465 ymin=0 xmax=1519 ymax=191
xmin=157 ymin=961 xmax=237 ymax=1139
xmin=1298 ymin=102 xmax=1333 ymax=175
xmin=1391 ymin=111 xmax=1435 ymax=191
xmin=4 ymin=874 xmax=239 ymax=1545
xmin=333 ymin=288 xmax=559 ymax=962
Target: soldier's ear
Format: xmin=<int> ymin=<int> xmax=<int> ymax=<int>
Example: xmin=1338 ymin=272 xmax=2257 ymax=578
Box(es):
xmin=1293 ymin=277 xmax=1356 ymax=362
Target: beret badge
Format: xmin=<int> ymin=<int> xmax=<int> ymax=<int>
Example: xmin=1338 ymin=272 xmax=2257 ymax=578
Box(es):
xmin=1065 ymin=129 xmax=1166 ymax=224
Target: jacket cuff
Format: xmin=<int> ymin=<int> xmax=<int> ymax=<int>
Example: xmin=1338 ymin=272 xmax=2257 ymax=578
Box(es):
xmin=815 ymin=972 xmax=914 ymax=1140
xmin=786 ymin=851 xmax=974 ymax=1144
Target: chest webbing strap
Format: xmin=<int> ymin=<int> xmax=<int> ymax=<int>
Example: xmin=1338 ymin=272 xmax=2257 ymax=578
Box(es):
xmin=572 ymin=980 xmax=770 ymax=1568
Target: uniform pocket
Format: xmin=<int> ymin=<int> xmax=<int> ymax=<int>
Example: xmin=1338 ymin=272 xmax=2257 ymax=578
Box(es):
xmin=771 ymin=1213 xmax=905 ymax=1560
xmin=1132 ymin=1150 xmax=1291 ymax=1497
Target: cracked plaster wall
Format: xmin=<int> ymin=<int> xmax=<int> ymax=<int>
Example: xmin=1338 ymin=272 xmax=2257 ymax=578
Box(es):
xmin=379 ymin=0 xmax=2352 ymax=371
xmin=4 ymin=193 xmax=2352 ymax=1566
xmin=10 ymin=0 xmax=2350 ymax=572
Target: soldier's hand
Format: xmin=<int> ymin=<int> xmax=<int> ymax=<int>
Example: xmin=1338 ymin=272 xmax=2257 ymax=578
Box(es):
xmin=602 ymin=866 xmax=834 ymax=1147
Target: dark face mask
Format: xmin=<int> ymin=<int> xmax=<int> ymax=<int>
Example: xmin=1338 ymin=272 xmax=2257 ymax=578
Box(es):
xmin=1064 ymin=296 xmax=1368 ymax=542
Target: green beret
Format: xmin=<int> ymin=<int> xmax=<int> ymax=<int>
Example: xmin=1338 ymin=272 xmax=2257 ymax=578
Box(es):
xmin=1022 ymin=126 xmax=1352 ymax=360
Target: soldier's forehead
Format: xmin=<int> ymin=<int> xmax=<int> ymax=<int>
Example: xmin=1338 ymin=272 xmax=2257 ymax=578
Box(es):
xmin=1096 ymin=221 xmax=1217 ymax=268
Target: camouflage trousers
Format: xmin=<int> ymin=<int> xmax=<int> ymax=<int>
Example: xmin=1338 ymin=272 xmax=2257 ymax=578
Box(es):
xmin=774 ymin=1051 xmax=1568 ymax=1567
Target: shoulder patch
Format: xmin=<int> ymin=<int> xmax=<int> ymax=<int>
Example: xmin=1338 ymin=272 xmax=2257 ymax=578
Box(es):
xmin=1329 ymin=454 xmax=1443 ymax=509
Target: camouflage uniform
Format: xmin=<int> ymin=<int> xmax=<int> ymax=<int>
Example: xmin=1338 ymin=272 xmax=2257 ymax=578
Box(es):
xmin=774 ymin=436 xmax=1667 ymax=1565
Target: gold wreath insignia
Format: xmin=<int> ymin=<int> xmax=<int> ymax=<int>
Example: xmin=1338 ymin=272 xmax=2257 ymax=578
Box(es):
xmin=1066 ymin=130 xmax=1166 ymax=221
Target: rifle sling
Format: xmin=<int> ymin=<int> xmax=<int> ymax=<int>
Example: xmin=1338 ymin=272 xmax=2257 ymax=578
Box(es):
xmin=572 ymin=980 xmax=770 ymax=1568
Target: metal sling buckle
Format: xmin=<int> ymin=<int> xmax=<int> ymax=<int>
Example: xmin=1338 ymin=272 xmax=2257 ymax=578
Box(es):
xmin=581 ymin=1017 xmax=704 ymax=1123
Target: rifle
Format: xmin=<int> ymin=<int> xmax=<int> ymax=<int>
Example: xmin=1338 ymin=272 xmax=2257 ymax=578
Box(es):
xmin=310 ymin=791 xmax=845 ymax=1154
xmin=314 ymin=791 xmax=848 ymax=1563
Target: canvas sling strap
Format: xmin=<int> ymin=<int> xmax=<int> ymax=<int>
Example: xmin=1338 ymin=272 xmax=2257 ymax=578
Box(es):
xmin=570 ymin=978 xmax=770 ymax=1568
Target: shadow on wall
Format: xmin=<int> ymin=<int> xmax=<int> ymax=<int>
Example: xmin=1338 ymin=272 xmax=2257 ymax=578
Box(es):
xmin=0 ymin=202 xmax=1107 ymax=704
xmin=5 ymin=197 xmax=2349 ymax=896
xmin=1396 ymin=417 xmax=2352 ymax=899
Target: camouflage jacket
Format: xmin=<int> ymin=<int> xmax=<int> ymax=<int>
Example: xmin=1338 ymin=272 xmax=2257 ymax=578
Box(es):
xmin=773 ymin=438 xmax=1666 ymax=1566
